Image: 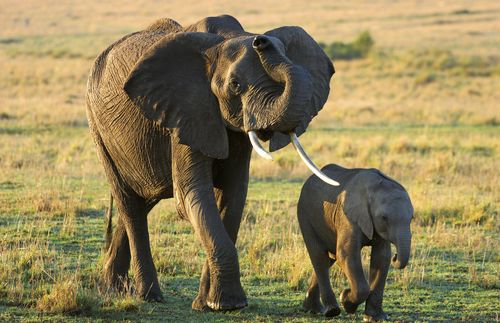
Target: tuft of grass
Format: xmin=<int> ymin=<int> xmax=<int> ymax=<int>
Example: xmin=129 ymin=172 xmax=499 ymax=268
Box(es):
xmin=111 ymin=295 xmax=143 ymax=312
xmin=36 ymin=279 xmax=99 ymax=315
xmin=320 ymin=31 xmax=374 ymax=60
xmin=414 ymin=70 xmax=437 ymax=86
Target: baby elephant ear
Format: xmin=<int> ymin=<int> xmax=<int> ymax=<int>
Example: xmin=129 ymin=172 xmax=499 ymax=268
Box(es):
xmin=124 ymin=32 xmax=228 ymax=159
xmin=264 ymin=26 xmax=334 ymax=151
xmin=341 ymin=190 xmax=374 ymax=240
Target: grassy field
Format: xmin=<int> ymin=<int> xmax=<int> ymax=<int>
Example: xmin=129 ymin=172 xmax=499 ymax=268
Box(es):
xmin=0 ymin=0 xmax=499 ymax=321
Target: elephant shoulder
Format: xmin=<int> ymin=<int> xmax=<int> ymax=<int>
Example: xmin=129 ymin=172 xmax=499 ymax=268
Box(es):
xmin=87 ymin=31 xmax=142 ymax=103
xmin=87 ymin=29 xmax=169 ymax=112
xmin=301 ymin=168 xmax=343 ymax=206
xmin=146 ymin=18 xmax=183 ymax=34
xmin=101 ymin=19 xmax=182 ymax=73
xmin=320 ymin=164 xmax=360 ymax=189
xmin=321 ymin=163 xmax=348 ymax=176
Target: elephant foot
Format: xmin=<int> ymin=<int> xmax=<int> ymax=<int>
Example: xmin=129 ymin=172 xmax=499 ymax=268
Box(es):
xmin=363 ymin=312 xmax=389 ymax=322
xmin=302 ymin=295 xmax=322 ymax=314
xmin=365 ymin=297 xmax=389 ymax=322
xmin=363 ymin=304 xmax=389 ymax=322
xmin=135 ymin=277 xmax=163 ymax=302
xmin=206 ymin=297 xmax=247 ymax=311
xmin=137 ymin=283 xmax=163 ymax=302
xmin=324 ymin=304 xmax=341 ymax=317
xmin=206 ymin=280 xmax=247 ymax=311
xmin=192 ymin=294 xmax=211 ymax=311
xmin=340 ymin=289 xmax=359 ymax=314
xmin=102 ymin=266 xmax=130 ymax=294
xmin=141 ymin=289 xmax=164 ymax=302
xmin=102 ymin=248 xmax=131 ymax=293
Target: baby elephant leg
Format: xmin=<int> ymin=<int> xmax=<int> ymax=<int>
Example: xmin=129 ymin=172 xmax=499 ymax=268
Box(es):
xmin=364 ymin=240 xmax=391 ymax=322
xmin=337 ymin=244 xmax=370 ymax=314
xmin=304 ymin=247 xmax=340 ymax=316
xmin=303 ymin=271 xmax=322 ymax=313
xmin=303 ymin=256 xmax=336 ymax=314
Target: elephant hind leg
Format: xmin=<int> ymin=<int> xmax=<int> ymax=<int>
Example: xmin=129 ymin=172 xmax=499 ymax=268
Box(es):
xmin=87 ymin=118 xmax=161 ymax=300
xmin=100 ymin=178 xmax=161 ymax=301
xmin=303 ymin=272 xmax=323 ymax=314
xmin=299 ymin=221 xmax=340 ymax=316
xmin=103 ymin=213 xmax=131 ymax=292
xmin=117 ymin=196 xmax=162 ymax=301
xmin=86 ymin=119 xmax=133 ymax=293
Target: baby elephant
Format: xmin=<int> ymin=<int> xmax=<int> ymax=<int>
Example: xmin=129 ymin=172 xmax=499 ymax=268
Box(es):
xmin=298 ymin=164 xmax=413 ymax=321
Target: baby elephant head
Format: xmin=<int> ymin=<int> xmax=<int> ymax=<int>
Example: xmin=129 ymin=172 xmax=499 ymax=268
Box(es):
xmin=344 ymin=171 xmax=414 ymax=269
xmin=371 ymin=181 xmax=413 ymax=269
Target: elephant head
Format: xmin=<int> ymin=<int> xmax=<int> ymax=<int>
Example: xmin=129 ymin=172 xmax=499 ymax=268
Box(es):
xmin=370 ymin=175 xmax=413 ymax=269
xmin=344 ymin=171 xmax=414 ymax=269
xmin=123 ymin=15 xmax=338 ymax=185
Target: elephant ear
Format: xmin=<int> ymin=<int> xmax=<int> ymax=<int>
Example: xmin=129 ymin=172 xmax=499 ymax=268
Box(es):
xmin=341 ymin=190 xmax=374 ymax=240
xmin=264 ymin=26 xmax=334 ymax=151
xmin=124 ymin=32 xmax=228 ymax=159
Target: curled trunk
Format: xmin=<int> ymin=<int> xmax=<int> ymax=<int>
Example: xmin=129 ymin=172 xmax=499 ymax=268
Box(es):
xmin=244 ymin=35 xmax=313 ymax=132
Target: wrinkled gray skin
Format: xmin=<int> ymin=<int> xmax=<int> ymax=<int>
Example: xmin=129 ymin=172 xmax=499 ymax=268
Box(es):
xmin=298 ymin=164 xmax=413 ymax=321
xmin=86 ymin=15 xmax=333 ymax=311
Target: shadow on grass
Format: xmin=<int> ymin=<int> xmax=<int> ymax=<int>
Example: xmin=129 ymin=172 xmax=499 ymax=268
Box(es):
xmin=75 ymin=208 xmax=103 ymax=218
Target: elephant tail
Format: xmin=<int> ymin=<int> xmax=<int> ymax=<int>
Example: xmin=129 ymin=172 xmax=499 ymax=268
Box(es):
xmin=105 ymin=192 xmax=114 ymax=251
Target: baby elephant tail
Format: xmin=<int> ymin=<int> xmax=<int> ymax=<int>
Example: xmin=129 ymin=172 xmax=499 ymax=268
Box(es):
xmin=105 ymin=192 xmax=114 ymax=251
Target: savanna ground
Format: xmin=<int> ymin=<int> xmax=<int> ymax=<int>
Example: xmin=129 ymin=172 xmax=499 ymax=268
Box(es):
xmin=0 ymin=0 xmax=499 ymax=321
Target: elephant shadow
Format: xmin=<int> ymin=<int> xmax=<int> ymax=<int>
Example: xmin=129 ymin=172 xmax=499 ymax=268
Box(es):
xmin=157 ymin=276 xmax=362 ymax=319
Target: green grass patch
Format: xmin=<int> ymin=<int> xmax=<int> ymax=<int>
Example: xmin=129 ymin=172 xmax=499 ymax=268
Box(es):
xmin=320 ymin=31 xmax=374 ymax=60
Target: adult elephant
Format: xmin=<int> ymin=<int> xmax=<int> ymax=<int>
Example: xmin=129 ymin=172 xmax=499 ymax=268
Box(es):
xmin=86 ymin=15 xmax=337 ymax=310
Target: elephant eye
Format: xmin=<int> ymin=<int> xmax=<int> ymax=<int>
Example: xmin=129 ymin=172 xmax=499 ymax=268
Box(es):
xmin=228 ymin=79 xmax=241 ymax=95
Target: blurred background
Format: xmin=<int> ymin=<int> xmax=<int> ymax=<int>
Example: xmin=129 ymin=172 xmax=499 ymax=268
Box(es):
xmin=0 ymin=1 xmax=498 ymax=321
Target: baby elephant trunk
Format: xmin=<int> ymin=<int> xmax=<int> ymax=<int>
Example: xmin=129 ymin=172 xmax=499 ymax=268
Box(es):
xmin=392 ymin=234 xmax=411 ymax=269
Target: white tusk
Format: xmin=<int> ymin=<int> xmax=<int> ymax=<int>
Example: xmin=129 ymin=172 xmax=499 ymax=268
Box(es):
xmin=289 ymin=132 xmax=340 ymax=186
xmin=248 ymin=131 xmax=273 ymax=160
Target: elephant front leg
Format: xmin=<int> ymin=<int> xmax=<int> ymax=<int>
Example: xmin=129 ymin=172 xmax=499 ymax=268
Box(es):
xmin=364 ymin=239 xmax=391 ymax=322
xmin=183 ymin=183 xmax=247 ymax=311
xmin=172 ymin=138 xmax=247 ymax=311
xmin=337 ymin=241 xmax=370 ymax=314
xmin=191 ymin=149 xmax=251 ymax=311
xmin=192 ymin=134 xmax=251 ymax=311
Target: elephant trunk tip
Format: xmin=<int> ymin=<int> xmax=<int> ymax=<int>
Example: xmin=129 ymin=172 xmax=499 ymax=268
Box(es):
xmin=252 ymin=35 xmax=270 ymax=50
xmin=391 ymin=254 xmax=408 ymax=269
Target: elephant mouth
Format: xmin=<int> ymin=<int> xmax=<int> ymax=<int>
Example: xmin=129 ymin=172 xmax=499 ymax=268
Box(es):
xmin=254 ymin=129 xmax=274 ymax=141
xmin=247 ymin=130 xmax=340 ymax=186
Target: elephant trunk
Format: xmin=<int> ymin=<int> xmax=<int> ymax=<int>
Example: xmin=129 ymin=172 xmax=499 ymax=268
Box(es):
xmin=245 ymin=35 xmax=313 ymax=132
xmin=392 ymin=233 xmax=411 ymax=269
xmin=245 ymin=36 xmax=340 ymax=187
